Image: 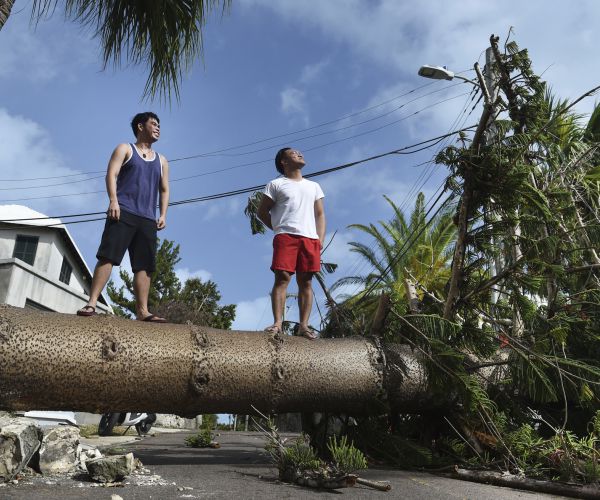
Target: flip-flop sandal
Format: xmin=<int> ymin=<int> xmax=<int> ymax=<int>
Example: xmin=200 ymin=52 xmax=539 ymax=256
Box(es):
xmin=263 ymin=324 xmax=282 ymax=334
xmin=77 ymin=305 xmax=96 ymax=317
xmin=141 ymin=314 xmax=167 ymax=323
xmin=297 ymin=327 xmax=317 ymax=340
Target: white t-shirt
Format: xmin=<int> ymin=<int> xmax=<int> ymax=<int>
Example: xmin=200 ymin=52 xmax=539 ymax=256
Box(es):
xmin=263 ymin=177 xmax=325 ymax=239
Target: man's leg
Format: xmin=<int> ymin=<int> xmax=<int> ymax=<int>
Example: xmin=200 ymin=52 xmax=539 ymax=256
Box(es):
xmin=129 ymin=216 xmax=165 ymax=322
xmin=133 ymin=270 xmax=152 ymax=320
xmin=78 ymin=258 xmax=113 ymax=314
xmin=296 ymin=272 xmax=316 ymax=339
xmin=268 ymin=270 xmax=292 ymax=332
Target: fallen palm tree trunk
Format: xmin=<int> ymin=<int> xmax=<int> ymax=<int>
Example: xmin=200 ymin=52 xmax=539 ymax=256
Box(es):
xmin=0 ymin=305 xmax=431 ymax=416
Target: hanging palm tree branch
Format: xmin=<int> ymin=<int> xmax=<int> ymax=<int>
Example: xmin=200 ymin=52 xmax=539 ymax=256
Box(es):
xmin=583 ymin=103 xmax=600 ymax=142
xmin=0 ymin=0 xmax=15 ymax=29
xmin=244 ymin=191 xmax=267 ymax=235
xmin=329 ymin=276 xmax=367 ymax=294
xmin=30 ymin=0 xmax=230 ymax=101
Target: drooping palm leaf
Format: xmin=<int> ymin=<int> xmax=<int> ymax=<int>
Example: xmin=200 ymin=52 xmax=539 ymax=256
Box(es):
xmin=29 ymin=0 xmax=230 ymax=100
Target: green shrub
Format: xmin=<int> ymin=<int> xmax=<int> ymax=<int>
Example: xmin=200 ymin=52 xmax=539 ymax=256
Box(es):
xmin=327 ymin=435 xmax=368 ymax=473
xmin=185 ymin=427 xmax=214 ymax=448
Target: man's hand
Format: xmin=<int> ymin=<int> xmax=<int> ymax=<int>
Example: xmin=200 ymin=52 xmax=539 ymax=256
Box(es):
xmin=108 ymin=200 xmax=120 ymax=220
xmin=157 ymin=215 xmax=167 ymax=230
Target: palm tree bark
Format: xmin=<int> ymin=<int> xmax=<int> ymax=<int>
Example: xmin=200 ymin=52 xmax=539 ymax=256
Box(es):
xmin=0 ymin=305 xmax=433 ymax=416
xmin=0 ymin=0 xmax=14 ymax=30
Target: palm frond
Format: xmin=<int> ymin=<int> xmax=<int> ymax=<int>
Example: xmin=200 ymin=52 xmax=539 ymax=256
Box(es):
xmin=32 ymin=0 xmax=230 ymax=101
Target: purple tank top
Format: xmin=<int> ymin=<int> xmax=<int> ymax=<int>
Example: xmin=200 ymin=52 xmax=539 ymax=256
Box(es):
xmin=116 ymin=144 xmax=162 ymax=220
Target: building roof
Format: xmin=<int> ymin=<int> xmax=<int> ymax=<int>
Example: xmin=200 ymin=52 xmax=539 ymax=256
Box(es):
xmin=0 ymin=205 xmax=110 ymax=307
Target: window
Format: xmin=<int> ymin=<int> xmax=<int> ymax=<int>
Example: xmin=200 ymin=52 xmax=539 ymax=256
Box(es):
xmin=25 ymin=299 xmax=53 ymax=312
xmin=13 ymin=235 xmax=39 ymax=266
xmin=59 ymin=257 xmax=72 ymax=285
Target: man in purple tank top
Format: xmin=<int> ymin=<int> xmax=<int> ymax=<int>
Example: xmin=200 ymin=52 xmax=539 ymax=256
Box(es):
xmin=77 ymin=112 xmax=170 ymax=322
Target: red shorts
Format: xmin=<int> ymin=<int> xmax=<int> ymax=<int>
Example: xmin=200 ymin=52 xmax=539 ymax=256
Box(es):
xmin=271 ymin=233 xmax=321 ymax=274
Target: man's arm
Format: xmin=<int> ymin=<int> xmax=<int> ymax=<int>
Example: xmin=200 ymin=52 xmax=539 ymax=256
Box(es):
xmin=157 ymin=155 xmax=170 ymax=230
xmin=257 ymin=194 xmax=275 ymax=230
xmin=314 ymin=198 xmax=326 ymax=247
xmin=105 ymin=144 xmax=130 ymax=220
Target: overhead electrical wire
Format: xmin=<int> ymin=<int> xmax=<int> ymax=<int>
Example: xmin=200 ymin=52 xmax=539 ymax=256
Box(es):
xmin=0 ymin=89 xmax=470 ymax=192
xmin=0 ymin=90 xmax=471 ymax=201
xmin=0 ymin=79 xmax=466 ymax=184
xmin=0 ymin=125 xmax=476 ymax=228
xmin=340 ymin=86 xmax=480 ymax=289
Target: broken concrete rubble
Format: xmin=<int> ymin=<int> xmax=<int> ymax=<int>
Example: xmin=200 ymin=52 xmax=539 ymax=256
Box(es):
xmin=85 ymin=453 xmax=135 ymax=483
xmin=77 ymin=443 xmax=103 ymax=470
xmin=0 ymin=414 xmax=113 ymax=484
xmin=0 ymin=416 xmax=43 ymax=482
xmin=36 ymin=425 xmax=80 ymax=474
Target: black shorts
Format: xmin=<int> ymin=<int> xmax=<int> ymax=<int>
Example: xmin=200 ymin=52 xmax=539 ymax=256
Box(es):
xmin=96 ymin=210 xmax=157 ymax=273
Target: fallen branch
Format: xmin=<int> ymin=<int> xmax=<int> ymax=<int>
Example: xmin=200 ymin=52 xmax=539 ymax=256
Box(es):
xmin=452 ymin=467 xmax=600 ymax=499
xmin=356 ymin=477 xmax=392 ymax=491
xmin=282 ymin=468 xmax=357 ymax=489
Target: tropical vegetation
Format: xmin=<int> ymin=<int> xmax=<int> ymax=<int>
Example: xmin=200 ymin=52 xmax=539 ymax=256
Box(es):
xmin=108 ymin=238 xmax=236 ymax=329
xmin=302 ymin=35 xmax=600 ymax=486
xmin=0 ymin=0 xmax=230 ymax=99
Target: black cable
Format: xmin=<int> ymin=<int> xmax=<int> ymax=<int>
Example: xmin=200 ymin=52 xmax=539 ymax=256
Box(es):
xmin=0 ymin=125 xmax=476 ymax=224
xmin=183 ymin=84 xmax=468 ymax=159
xmin=0 ymin=90 xmax=470 ymax=192
xmin=0 ymin=80 xmax=455 ymax=183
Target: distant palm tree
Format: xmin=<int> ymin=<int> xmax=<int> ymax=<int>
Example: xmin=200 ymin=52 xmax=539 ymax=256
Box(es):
xmin=0 ymin=0 xmax=230 ymax=100
xmin=332 ymin=193 xmax=456 ymax=313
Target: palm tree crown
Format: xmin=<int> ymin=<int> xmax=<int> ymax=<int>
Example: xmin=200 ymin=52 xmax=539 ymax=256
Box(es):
xmin=332 ymin=192 xmax=456 ymax=312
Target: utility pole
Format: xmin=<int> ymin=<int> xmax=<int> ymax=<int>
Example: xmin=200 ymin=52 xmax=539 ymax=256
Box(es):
xmin=443 ymin=41 xmax=499 ymax=320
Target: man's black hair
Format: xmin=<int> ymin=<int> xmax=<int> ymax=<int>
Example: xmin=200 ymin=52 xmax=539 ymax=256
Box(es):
xmin=131 ymin=112 xmax=160 ymax=137
xmin=275 ymin=147 xmax=292 ymax=174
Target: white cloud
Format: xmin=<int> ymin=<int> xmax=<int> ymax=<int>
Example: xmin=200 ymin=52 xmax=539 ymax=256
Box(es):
xmin=199 ymin=197 xmax=244 ymax=222
xmin=300 ymin=59 xmax=330 ymax=85
xmin=280 ymin=87 xmax=309 ymax=126
xmin=232 ymin=295 xmax=271 ymax=331
xmin=0 ymin=12 xmax=96 ymax=82
xmin=0 ymin=109 xmax=104 ymax=214
xmin=176 ymin=267 xmax=213 ymax=284
xmin=241 ymin=0 xmax=600 ymax=116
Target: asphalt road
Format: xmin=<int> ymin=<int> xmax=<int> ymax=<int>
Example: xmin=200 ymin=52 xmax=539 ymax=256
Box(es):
xmin=1 ymin=430 xmax=568 ymax=499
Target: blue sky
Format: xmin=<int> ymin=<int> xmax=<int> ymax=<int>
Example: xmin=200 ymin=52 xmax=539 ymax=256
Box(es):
xmin=1 ymin=0 xmax=600 ymax=334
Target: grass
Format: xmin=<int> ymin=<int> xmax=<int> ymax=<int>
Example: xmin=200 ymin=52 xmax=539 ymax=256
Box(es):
xmin=78 ymin=425 xmax=138 ymax=438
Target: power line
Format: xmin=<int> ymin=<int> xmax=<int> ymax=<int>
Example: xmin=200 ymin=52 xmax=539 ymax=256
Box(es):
xmin=0 ymin=90 xmax=471 ymax=198
xmin=340 ymin=87 xmax=479 ymax=288
xmin=178 ymin=83 xmax=468 ymax=160
xmin=0 ymin=80 xmax=461 ymax=184
xmin=0 ymin=125 xmax=476 ymax=225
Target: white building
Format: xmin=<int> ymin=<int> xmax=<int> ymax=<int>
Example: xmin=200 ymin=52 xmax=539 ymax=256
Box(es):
xmin=0 ymin=205 xmax=111 ymax=314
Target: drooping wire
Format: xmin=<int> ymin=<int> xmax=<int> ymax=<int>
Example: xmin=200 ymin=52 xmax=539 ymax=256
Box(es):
xmin=0 ymin=125 xmax=476 ymax=227
xmin=0 ymin=79 xmax=460 ymax=183
xmin=0 ymin=92 xmax=471 ymax=202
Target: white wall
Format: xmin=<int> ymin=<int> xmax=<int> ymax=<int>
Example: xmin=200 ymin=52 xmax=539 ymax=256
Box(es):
xmin=0 ymin=259 xmax=111 ymax=313
xmin=0 ymin=224 xmax=111 ymax=314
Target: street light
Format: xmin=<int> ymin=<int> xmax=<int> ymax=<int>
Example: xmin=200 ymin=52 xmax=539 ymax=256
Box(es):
xmin=418 ymin=64 xmax=478 ymax=86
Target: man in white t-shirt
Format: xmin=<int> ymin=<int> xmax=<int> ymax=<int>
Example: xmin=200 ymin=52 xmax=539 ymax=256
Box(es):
xmin=258 ymin=147 xmax=326 ymax=339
